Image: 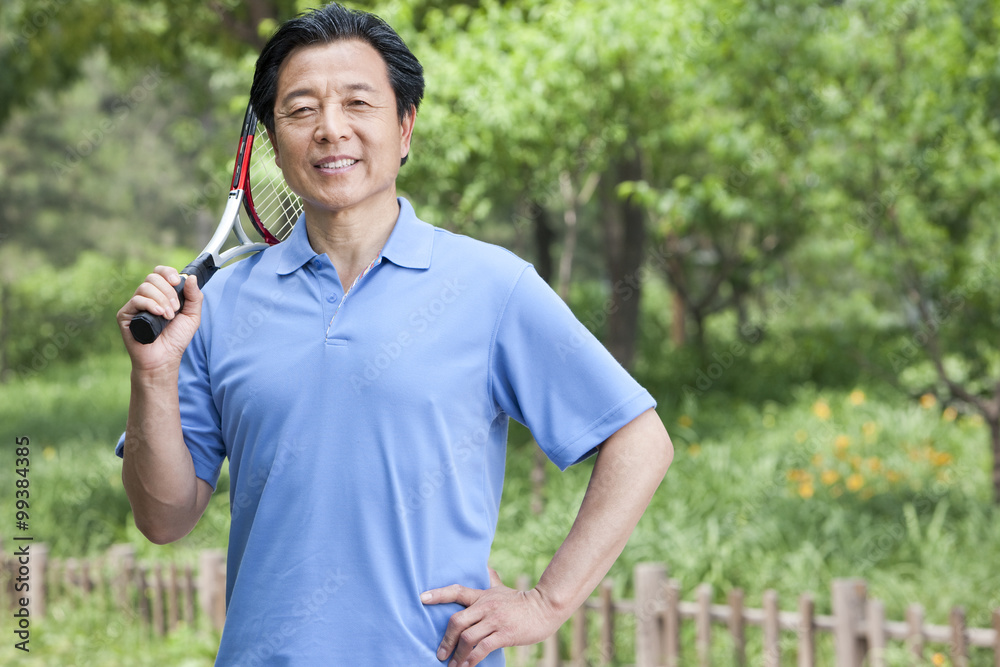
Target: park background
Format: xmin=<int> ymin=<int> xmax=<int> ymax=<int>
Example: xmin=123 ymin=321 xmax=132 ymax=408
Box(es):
xmin=1 ymin=0 xmax=1000 ymax=664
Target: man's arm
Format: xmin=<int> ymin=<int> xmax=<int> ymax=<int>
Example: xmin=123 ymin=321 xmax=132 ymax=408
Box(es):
xmin=421 ymin=407 xmax=673 ymax=667
xmin=116 ymin=266 xmax=213 ymax=544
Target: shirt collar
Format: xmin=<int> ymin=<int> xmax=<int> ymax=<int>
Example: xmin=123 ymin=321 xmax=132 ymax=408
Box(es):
xmin=275 ymin=197 xmax=433 ymax=275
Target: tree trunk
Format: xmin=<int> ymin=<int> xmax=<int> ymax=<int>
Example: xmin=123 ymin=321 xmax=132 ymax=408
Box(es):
xmin=600 ymin=150 xmax=646 ymax=369
xmin=0 ymin=281 xmax=8 ymax=382
xmin=990 ymin=415 xmax=1000 ymax=505
xmin=530 ymin=200 xmax=555 ymax=285
xmin=557 ymin=173 xmax=580 ymax=302
xmin=671 ymin=287 xmax=686 ymax=346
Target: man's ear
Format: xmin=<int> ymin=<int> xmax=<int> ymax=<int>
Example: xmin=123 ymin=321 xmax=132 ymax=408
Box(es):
xmin=265 ymin=127 xmax=281 ymax=169
xmin=399 ymin=105 xmax=417 ymax=163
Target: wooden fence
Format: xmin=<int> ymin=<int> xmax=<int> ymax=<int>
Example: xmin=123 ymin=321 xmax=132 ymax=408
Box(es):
xmin=2 ymin=545 xmax=998 ymax=666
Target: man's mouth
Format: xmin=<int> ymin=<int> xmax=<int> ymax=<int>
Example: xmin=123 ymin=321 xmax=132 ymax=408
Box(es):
xmin=316 ymin=158 xmax=358 ymax=169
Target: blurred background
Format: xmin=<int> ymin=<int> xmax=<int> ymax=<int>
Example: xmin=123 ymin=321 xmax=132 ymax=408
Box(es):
xmin=1 ymin=0 xmax=999 ymax=664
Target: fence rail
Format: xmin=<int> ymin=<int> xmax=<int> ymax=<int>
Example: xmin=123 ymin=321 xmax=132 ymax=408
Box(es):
xmin=2 ymin=544 xmax=998 ymax=666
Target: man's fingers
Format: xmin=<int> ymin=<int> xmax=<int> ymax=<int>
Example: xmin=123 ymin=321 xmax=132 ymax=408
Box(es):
xmin=487 ymin=568 xmax=502 ymax=588
xmin=420 ymin=584 xmax=482 ymax=607
xmin=435 ymin=605 xmax=486 ymax=664
xmin=460 ymin=631 xmax=504 ymax=667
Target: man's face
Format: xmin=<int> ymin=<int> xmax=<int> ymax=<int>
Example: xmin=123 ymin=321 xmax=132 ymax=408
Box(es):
xmin=268 ymin=40 xmax=415 ymax=219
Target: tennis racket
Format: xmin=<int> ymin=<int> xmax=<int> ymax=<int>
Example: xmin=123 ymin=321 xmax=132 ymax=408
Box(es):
xmin=129 ymin=103 xmax=302 ymax=344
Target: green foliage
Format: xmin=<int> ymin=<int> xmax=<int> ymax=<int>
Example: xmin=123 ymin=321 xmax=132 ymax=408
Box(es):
xmin=0 ymin=250 xmax=193 ymax=381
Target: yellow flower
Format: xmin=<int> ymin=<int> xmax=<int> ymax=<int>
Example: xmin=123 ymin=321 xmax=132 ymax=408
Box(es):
xmin=866 ymin=457 xmax=882 ymax=472
xmin=846 ymin=473 xmax=865 ymax=492
xmin=849 ymin=455 xmax=862 ymax=470
xmin=688 ymin=444 xmax=701 ymax=457
xmin=811 ymin=453 xmax=824 ymax=467
xmin=812 ymin=400 xmax=831 ymax=421
xmin=678 ymin=414 xmax=693 ymax=428
xmin=849 ymin=389 xmax=866 ymax=406
xmin=787 ymin=469 xmax=810 ymax=482
xmin=862 ymin=421 xmax=878 ymax=441
xmin=886 ymin=470 xmax=902 ymax=483
xmin=942 ymin=407 xmax=957 ymax=422
xmin=43 ymin=446 xmax=57 ymax=461
xmin=834 ymin=435 xmax=851 ymax=450
xmin=920 ymin=393 xmax=937 ymax=409
xmin=798 ymin=481 xmax=815 ymax=499
xmin=795 ymin=429 xmax=809 ymax=444
xmin=932 ymin=451 xmax=952 ymax=467
xmin=931 ymin=652 xmax=946 ymax=666
xmin=821 ymin=469 xmax=840 ymax=485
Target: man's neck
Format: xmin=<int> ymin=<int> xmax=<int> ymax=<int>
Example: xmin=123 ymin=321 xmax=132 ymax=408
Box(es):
xmin=303 ymin=195 xmax=400 ymax=288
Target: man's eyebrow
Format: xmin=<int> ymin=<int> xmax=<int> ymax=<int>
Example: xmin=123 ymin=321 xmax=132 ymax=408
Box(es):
xmin=279 ymin=88 xmax=316 ymax=107
xmin=279 ymin=82 xmax=379 ymax=107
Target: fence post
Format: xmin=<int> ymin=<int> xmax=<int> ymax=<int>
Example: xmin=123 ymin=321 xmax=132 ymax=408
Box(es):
xmin=199 ymin=549 xmax=226 ymax=632
xmin=991 ymin=609 xmax=999 ymax=667
xmin=905 ymin=603 xmax=924 ymax=664
xmin=635 ymin=563 xmax=667 ymax=667
xmin=798 ymin=593 xmax=815 ymax=667
xmin=108 ymin=544 xmax=136 ymax=615
xmin=599 ymin=579 xmax=615 ymax=665
xmin=696 ymin=583 xmax=712 ymax=667
xmin=832 ymin=579 xmax=868 ymax=667
xmin=867 ymin=598 xmax=886 ymax=667
xmin=950 ymin=606 xmax=968 ymax=667
xmin=570 ymin=604 xmax=587 ymax=667
xmin=729 ymin=588 xmax=746 ymax=667
xmin=31 ymin=543 xmax=48 ymax=618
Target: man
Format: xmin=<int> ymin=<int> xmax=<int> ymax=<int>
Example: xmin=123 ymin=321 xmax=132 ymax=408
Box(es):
xmin=115 ymin=4 xmax=672 ymax=665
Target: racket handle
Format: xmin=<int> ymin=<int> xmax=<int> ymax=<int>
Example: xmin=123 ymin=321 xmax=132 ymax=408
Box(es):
xmin=128 ymin=254 xmax=218 ymax=344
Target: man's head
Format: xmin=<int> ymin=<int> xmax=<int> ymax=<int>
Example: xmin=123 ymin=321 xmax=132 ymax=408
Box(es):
xmin=250 ymin=3 xmax=424 ymax=163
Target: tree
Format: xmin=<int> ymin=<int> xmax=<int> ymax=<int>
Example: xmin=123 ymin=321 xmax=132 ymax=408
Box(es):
xmin=802 ymin=0 xmax=1000 ymax=501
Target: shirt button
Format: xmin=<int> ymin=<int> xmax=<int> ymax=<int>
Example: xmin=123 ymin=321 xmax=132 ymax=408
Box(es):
xmin=328 ymin=295 xmax=339 ymax=303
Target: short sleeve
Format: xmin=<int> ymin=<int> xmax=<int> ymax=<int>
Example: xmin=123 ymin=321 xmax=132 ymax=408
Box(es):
xmin=489 ymin=267 xmax=656 ymax=470
xmin=114 ymin=326 xmax=227 ymax=490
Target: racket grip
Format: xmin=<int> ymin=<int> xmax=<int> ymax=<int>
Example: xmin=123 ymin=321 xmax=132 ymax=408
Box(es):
xmin=128 ymin=254 xmax=218 ymax=344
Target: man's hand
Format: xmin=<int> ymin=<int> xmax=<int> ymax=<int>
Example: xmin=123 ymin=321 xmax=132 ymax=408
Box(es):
xmin=116 ymin=265 xmax=203 ymax=372
xmin=421 ymin=568 xmax=566 ymax=667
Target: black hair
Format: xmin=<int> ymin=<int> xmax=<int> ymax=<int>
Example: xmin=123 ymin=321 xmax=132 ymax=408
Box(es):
xmin=249 ymin=3 xmax=424 ymax=162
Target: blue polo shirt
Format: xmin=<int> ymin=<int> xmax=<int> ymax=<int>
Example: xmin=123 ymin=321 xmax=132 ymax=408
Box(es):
xmin=117 ymin=198 xmax=655 ymax=665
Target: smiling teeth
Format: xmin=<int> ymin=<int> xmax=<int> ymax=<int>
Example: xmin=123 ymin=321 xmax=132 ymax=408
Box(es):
xmin=318 ymin=159 xmax=357 ymax=169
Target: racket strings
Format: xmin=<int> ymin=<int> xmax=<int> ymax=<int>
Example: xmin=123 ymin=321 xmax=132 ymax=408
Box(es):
xmin=245 ymin=123 xmax=302 ymax=242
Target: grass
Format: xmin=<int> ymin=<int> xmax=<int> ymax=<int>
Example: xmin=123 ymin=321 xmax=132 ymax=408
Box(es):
xmin=2 ymin=352 xmax=999 ymax=665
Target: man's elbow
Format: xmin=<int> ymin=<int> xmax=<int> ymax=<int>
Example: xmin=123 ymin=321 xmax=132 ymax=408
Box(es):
xmin=652 ymin=416 xmax=674 ymax=479
xmin=132 ymin=514 xmax=192 ymax=545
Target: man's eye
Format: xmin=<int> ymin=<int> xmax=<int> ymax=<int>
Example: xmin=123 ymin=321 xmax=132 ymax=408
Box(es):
xmin=291 ymin=106 xmax=314 ymax=115
xmin=349 ymin=99 xmax=369 ymax=107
